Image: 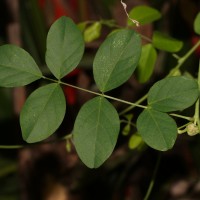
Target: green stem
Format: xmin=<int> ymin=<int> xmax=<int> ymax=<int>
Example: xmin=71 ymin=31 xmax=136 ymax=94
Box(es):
xmin=119 ymin=94 xmax=148 ymax=116
xmin=169 ymin=113 xmax=193 ymax=121
xmin=43 ymin=76 xmax=147 ymax=109
xmin=143 ymin=152 xmax=162 ymax=200
xmin=169 ymin=39 xmax=200 ymax=76
xmin=0 ymin=145 xmax=23 ymax=149
xmin=194 ymin=60 xmax=200 ymax=129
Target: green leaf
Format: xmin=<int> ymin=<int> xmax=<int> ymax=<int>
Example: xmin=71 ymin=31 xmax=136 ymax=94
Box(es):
xmin=46 ymin=16 xmax=85 ymax=79
xmin=128 ymin=5 xmax=161 ymax=26
xmin=148 ymin=76 xmax=199 ymax=112
xmin=137 ymin=109 xmax=177 ymax=151
xmin=0 ymin=45 xmax=42 ymax=87
xmin=84 ymin=22 xmax=102 ymax=43
xmin=152 ymin=31 xmax=183 ymax=52
xmin=194 ymin=12 xmax=200 ymax=35
xmin=128 ymin=134 xmax=143 ymax=150
xmin=73 ymin=96 xmax=120 ymax=168
xmin=137 ymin=44 xmax=157 ymax=83
xmin=93 ymin=29 xmax=141 ymax=92
xmin=20 ymin=83 xmax=66 ymax=143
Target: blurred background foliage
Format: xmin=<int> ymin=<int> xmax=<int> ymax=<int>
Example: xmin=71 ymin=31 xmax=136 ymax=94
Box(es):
xmin=0 ymin=0 xmax=200 ymax=199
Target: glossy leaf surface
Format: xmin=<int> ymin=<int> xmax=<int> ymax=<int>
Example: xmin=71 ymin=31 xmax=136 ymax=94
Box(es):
xmin=20 ymin=83 xmax=66 ymax=143
xmin=0 ymin=45 xmax=42 ymax=87
xmin=46 ymin=17 xmax=84 ymax=79
xmin=152 ymin=31 xmax=183 ymax=52
xmin=137 ymin=44 xmax=157 ymax=83
xmin=148 ymin=76 xmax=199 ymax=112
xmin=128 ymin=5 xmax=161 ymax=26
xmin=93 ymin=29 xmax=141 ymax=92
xmin=73 ymin=97 xmax=120 ymax=168
xmin=137 ymin=109 xmax=177 ymax=151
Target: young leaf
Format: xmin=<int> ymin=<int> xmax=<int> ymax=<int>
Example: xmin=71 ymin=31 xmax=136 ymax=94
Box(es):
xmin=152 ymin=31 xmax=183 ymax=52
xmin=137 ymin=109 xmax=177 ymax=151
xmin=128 ymin=133 xmax=143 ymax=150
xmin=0 ymin=45 xmax=42 ymax=87
xmin=148 ymin=76 xmax=199 ymax=112
xmin=194 ymin=12 xmax=200 ymax=35
xmin=137 ymin=44 xmax=157 ymax=83
xmin=93 ymin=29 xmax=141 ymax=92
xmin=20 ymin=83 xmax=66 ymax=143
xmin=84 ymin=22 xmax=102 ymax=43
xmin=73 ymin=96 xmax=120 ymax=168
xmin=127 ymin=5 xmax=161 ymax=26
xmin=46 ymin=16 xmax=84 ymax=79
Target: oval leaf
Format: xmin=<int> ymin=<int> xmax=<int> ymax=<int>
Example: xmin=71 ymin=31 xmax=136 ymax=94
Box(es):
xmin=93 ymin=29 xmax=141 ymax=92
xmin=46 ymin=16 xmax=85 ymax=79
xmin=152 ymin=31 xmax=183 ymax=52
xmin=137 ymin=44 xmax=157 ymax=83
xmin=128 ymin=5 xmax=161 ymax=26
xmin=20 ymin=83 xmax=66 ymax=143
xmin=0 ymin=45 xmax=42 ymax=87
xmin=194 ymin=12 xmax=200 ymax=35
xmin=84 ymin=22 xmax=102 ymax=43
xmin=128 ymin=134 xmax=143 ymax=150
xmin=73 ymin=96 xmax=120 ymax=168
xmin=137 ymin=109 xmax=177 ymax=151
xmin=148 ymin=76 xmax=199 ymax=112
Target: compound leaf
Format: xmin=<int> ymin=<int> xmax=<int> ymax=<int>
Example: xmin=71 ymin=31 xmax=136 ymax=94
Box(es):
xmin=152 ymin=31 xmax=183 ymax=52
xmin=137 ymin=44 xmax=157 ymax=83
xmin=20 ymin=83 xmax=66 ymax=143
xmin=73 ymin=96 xmax=120 ymax=168
xmin=0 ymin=45 xmax=42 ymax=87
xmin=46 ymin=16 xmax=84 ymax=79
xmin=137 ymin=109 xmax=177 ymax=151
xmin=148 ymin=76 xmax=199 ymax=112
xmin=128 ymin=5 xmax=161 ymax=26
xmin=93 ymin=29 xmax=141 ymax=92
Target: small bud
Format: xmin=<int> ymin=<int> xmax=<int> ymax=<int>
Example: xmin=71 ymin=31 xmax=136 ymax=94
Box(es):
xmin=187 ymin=123 xmax=199 ymax=136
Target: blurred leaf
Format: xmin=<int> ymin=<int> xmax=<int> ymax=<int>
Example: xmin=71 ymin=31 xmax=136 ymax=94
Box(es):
xmin=128 ymin=5 xmax=161 ymax=26
xmin=122 ymin=124 xmax=130 ymax=136
xmin=84 ymin=22 xmax=102 ymax=42
xmin=73 ymin=97 xmax=120 ymax=168
xmin=128 ymin=134 xmax=143 ymax=149
xmin=194 ymin=12 xmax=200 ymax=35
xmin=137 ymin=109 xmax=177 ymax=151
xmin=152 ymin=31 xmax=183 ymax=52
xmin=0 ymin=45 xmax=42 ymax=87
xmin=46 ymin=16 xmax=85 ymax=79
xmin=148 ymin=76 xmax=199 ymax=112
xmin=77 ymin=21 xmax=87 ymax=32
xmin=137 ymin=44 xmax=157 ymax=83
xmin=20 ymin=83 xmax=66 ymax=143
xmin=93 ymin=29 xmax=141 ymax=92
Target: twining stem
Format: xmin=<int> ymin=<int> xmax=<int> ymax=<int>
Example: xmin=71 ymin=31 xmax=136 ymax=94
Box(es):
xmin=143 ymin=152 xmax=162 ymax=200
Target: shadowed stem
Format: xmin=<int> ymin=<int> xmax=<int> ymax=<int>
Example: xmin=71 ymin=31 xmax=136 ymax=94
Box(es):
xmin=143 ymin=152 xmax=162 ymax=200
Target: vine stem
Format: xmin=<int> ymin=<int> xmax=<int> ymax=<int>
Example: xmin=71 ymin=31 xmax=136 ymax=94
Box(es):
xmin=143 ymin=152 xmax=162 ymax=200
xmin=43 ymin=77 xmax=147 ymax=109
xmin=169 ymin=113 xmax=193 ymax=121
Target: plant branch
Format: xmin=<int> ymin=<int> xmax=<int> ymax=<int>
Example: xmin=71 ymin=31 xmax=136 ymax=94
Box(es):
xmin=170 ymin=113 xmax=193 ymax=121
xmin=43 ymin=76 xmax=147 ymax=109
xmin=143 ymin=152 xmax=162 ymax=200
